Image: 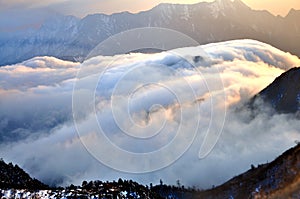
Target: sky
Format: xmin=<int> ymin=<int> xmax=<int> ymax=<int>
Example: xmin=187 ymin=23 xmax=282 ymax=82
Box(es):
xmin=0 ymin=0 xmax=300 ymax=17
xmin=1 ymin=0 xmax=299 ymax=32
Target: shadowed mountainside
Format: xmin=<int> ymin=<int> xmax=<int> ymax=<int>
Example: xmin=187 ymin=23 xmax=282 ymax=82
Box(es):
xmin=193 ymin=143 xmax=300 ymax=198
xmin=2 ymin=143 xmax=300 ymax=198
xmin=250 ymin=67 xmax=300 ymax=114
xmin=0 ymin=159 xmax=48 ymax=190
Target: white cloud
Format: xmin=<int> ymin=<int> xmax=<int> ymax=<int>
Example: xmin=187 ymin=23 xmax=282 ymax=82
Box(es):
xmin=0 ymin=39 xmax=300 ymax=188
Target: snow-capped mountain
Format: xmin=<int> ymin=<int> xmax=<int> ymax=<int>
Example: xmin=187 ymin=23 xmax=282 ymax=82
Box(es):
xmin=1 ymin=0 xmax=300 ymax=66
xmin=252 ymin=67 xmax=300 ymax=114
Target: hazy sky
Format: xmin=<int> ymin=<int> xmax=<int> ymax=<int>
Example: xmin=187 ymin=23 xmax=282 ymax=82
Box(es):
xmin=0 ymin=0 xmax=299 ymax=31
xmin=0 ymin=0 xmax=300 ymax=17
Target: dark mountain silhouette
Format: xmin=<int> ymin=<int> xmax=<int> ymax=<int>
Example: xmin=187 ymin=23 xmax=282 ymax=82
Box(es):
xmin=1 ymin=0 xmax=300 ymax=65
xmin=193 ymin=143 xmax=300 ymax=198
xmin=2 ymin=143 xmax=300 ymax=198
xmin=0 ymin=158 xmax=48 ymax=190
xmin=251 ymin=67 xmax=300 ymax=114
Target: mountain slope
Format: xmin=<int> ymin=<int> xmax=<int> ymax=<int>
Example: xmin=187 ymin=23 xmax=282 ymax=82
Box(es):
xmin=0 ymin=159 xmax=48 ymax=190
xmin=194 ymin=143 xmax=300 ymax=198
xmin=252 ymin=67 xmax=300 ymax=114
xmin=1 ymin=0 xmax=300 ymax=65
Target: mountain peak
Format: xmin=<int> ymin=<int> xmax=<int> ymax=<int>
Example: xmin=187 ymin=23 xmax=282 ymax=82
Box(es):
xmin=0 ymin=0 xmax=299 ymax=65
xmin=253 ymin=67 xmax=300 ymax=114
xmin=208 ymin=0 xmax=249 ymax=18
xmin=214 ymin=0 xmax=247 ymax=6
xmin=286 ymin=8 xmax=300 ymax=18
xmin=216 ymin=0 xmax=234 ymax=3
xmin=210 ymin=0 xmax=250 ymax=13
xmin=195 ymin=143 xmax=300 ymax=198
xmin=0 ymin=158 xmax=48 ymax=189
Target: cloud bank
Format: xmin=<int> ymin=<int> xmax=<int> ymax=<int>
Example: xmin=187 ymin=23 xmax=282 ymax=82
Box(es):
xmin=0 ymin=39 xmax=300 ymax=188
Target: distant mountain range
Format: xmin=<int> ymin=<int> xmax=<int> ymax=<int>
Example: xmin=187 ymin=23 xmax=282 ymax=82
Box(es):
xmin=1 ymin=0 xmax=300 ymax=66
xmin=251 ymin=67 xmax=300 ymax=114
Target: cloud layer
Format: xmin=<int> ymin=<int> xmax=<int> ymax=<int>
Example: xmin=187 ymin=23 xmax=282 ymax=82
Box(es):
xmin=0 ymin=39 xmax=300 ymax=188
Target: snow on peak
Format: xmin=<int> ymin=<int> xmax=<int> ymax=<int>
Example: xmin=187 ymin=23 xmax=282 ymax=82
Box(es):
xmin=209 ymin=0 xmax=242 ymax=18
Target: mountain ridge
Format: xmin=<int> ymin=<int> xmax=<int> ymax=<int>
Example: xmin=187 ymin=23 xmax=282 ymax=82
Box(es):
xmin=194 ymin=143 xmax=300 ymax=198
xmin=0 ymin=158 xmax=48 ymax=190
xmin=1 ymin=0 xmax=300 ymax=66
xmin=251 ymin=67 xmax=300 ymax=114
xmin=1 ymin=143 xmax=300 ymax=198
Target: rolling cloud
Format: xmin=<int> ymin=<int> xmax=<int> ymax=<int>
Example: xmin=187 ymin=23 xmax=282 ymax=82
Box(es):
xmin=0 ymin=39 xmax=300 ymax=188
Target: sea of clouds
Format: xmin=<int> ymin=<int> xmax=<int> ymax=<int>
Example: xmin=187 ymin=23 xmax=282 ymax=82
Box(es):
xmin=0 ymin=39 xmax=300 ymax=188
